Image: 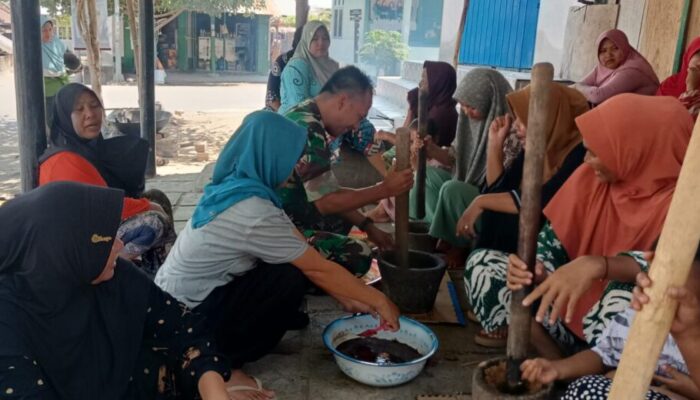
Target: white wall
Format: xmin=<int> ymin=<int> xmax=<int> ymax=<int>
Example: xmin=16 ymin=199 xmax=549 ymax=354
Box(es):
xmin=329 ymin=0 xmax=366 ymax=67
xmin=532 ymin=0 xmax=580 ymax=76
xmin=408 ymin=47 xmax=440 ymax=62
xmin=437 ymin=0 xmax=462 ymax=62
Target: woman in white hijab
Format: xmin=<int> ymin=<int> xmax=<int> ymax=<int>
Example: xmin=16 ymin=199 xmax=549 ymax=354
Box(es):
xmin=278 ymin=21 xmax=338 ymax=114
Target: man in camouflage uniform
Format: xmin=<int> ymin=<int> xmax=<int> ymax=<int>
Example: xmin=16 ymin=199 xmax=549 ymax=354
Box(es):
xmin=279 ymin=66 xmax=414 ymax=276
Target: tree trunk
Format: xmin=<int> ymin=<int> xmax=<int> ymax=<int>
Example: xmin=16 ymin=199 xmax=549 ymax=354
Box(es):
xmin=76 ymin=0 xmax=102 ymax=98
xmin=155 ymin=8 xmax=185 ymax=32
xmin=125 ymin=0 xmax=140 ymax=80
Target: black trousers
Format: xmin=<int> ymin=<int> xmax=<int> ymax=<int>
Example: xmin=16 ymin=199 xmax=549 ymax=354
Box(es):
xmin=194 ymin=262 xmax=308 ymax=369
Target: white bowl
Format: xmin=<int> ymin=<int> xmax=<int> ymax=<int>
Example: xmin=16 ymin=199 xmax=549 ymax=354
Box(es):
xmin=322 ymin=314 xmax=439 ymax=387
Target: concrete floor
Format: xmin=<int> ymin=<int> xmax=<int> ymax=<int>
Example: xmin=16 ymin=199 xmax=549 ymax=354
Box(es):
xmin=240 ymin=274 xmax=501 ymax=400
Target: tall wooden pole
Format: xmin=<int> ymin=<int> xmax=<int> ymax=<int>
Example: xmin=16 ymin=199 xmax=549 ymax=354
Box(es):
xmin=609 ymin=110 xmax=700 ymax=399
xmin=415 ymin=87 xmax=429 ymax=219
xmin=11 ymin=0 xmax=44 ymax=191
xmin=139 ymin=0 xmax=156 ymax=177
xmin=506 ymin=63 xmax=554 ymax=390
xmin=394 ymin=127 xmax=411 ymax=269
xmin=453 ymin=0 xmax=469 ymax=68
xmin=125 ymin=0 xmax=140 ymax=80
xmin=76 ymin=0 xmax=102 ymax=98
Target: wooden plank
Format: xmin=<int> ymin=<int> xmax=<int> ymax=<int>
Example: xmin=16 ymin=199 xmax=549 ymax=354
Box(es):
xmin=560 ymin=4 xmax=620 ymax=81
xmin=617 ymin=0 xmax=647 ymax=49
xmin=394 ymin=127 xmax=411 ymax=269
xmin=639 ymin=0 xmax=685 ymax=78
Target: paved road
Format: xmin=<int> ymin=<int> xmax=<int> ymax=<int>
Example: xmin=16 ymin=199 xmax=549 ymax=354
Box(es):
xmin=0 ymin=73 xmax=266 ymax=197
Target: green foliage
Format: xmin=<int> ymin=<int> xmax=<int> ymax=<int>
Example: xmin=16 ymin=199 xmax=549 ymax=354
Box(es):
xmin=276 ymin=15 xmax=296 ymax=27
xmin=359 ymin=30 xmax=407 ymax=74
xmin=40 ymin=0 xmax=71 ymax=15
xmin=310 ymin=10 xmax=330 ymax=26
xmin=39 ymin=0 xmax=265 ymax=16
xmin=155 ymin=0 xmax=265 ymax=15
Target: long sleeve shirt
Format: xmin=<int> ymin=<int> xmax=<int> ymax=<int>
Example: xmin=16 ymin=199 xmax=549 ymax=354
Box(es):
xmin=39 ymin=151 xmax=150 ymax=220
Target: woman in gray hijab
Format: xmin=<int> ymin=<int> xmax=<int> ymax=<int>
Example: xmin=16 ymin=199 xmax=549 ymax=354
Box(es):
xmin=423 ymin=68 xmax=518 ymax=268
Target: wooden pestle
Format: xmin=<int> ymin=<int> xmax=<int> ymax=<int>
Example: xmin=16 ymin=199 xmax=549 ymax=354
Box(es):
xmin=506 ymin=63 xmax=554 ymax=391
xmin=608 ymin=111 xmax=700 ymax=399
xmin=394 ymin=127 xmax=411 ymax=269
xmin=415 ymin=87 xmax=429 ymax=220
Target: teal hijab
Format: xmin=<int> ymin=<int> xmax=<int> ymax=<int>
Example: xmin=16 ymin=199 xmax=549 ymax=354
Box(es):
xmin=191 ymin=111 xmax=307 ymax=228
xmin=40 ymin=16 xmax=66 ymax=75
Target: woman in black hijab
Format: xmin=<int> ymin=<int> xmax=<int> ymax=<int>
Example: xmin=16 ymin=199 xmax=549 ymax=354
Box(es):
xmin=38 ymin=83 xmax=174 ymax=275
xmin=0 ymin=182 xmax=232 ymax=399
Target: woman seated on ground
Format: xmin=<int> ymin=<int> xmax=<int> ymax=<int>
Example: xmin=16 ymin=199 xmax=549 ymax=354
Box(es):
xmin=279 ymin=21 xmax=383 ymax=169
xmin=264 ymin=27 xmax=303 ymax=111
xmin=573 ymin=29 xmax=659 ymax=106
xmin=370 ymin=68 xmax=514 ymax=229
xmin=39 ymin=83 xmax=174 ymax=275
xmin=368 ymin=60 xmax=458 ymax=222
xmin=375 ymin=60 xmax=458 ymax=151
xmin=0 ymin=182 xmax=234 ymax=399
xmin=155 ymin=111 xmax=400 ymax=399
xmin=436 ymin=82 xmax=587 ymax=271
xmin=657 ymin=36 xmax=700 ymax=119
xmin=472 ymin=94 xmax=692 ymax=355
xmin=520 ymin=246 xmax=700 ymax=400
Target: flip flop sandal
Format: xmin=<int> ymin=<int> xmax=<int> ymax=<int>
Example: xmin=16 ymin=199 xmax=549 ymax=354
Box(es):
xmin=466 ymin=309 xmax=480 ymax=323
xmin=474 ymin=328 xmax=507 ymax=348
xmin=226 ymin=376 xmax=275 ymax=398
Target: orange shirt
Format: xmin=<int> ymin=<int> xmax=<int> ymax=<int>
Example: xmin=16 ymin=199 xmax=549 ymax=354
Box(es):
xmin=39 ymin=151 xmax=150 ymax=220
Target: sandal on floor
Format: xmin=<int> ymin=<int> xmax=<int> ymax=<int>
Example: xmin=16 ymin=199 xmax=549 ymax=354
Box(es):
xmin=474 ymin=328 xmax=507 ymax=348
xmin=227 ymin=376 xmax=274 ymax=397
xmin=466 ymin=309 xmax=479 ymax=323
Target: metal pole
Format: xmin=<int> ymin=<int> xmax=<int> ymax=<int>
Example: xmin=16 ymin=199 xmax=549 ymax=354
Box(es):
xmin=139 ymin=0 xmax=156 ymax=177
xmin=114 ymin=0 xmax=123 ymax=82
xmin=353 ymin=19 xmax=359 ymax=64
xmin=11 ymin=0 xmax=44 ymax=192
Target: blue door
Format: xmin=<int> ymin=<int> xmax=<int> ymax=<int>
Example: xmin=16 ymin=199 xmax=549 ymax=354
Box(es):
xmin=458 ymin=0 xmax=540 ymax=70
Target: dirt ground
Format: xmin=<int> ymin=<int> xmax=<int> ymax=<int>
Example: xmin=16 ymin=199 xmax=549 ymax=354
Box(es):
xmin=153 ymin=110 xmax=248 ymax=176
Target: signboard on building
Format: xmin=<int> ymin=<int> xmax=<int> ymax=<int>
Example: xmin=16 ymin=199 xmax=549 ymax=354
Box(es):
xmin=370 ymin=0 xmax=403 ymax=32
xmin=70 ymin=0 xmax=111 ymax=50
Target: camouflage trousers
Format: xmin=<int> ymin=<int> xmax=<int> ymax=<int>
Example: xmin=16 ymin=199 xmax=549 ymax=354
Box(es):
xmin=303 ymin=229 xmax=373 ymax=276
xmin=282 ymin=197 xmax=373 ymax=276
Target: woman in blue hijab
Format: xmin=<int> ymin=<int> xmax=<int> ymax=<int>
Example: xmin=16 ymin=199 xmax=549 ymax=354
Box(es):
xmin=155 ymin=111 xmax=400 ymax=398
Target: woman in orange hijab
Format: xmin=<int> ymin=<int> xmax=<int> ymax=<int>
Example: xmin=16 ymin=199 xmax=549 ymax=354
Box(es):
xmin=474 ymin=94 xmax=692 ymax=354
